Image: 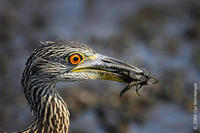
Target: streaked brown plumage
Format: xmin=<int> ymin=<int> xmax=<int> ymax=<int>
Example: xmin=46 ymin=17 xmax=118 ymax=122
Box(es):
xmin=2 ymin=40 xmax=157 ymax=133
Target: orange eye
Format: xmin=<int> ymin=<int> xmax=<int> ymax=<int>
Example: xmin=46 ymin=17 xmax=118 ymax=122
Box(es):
xmin=69 ymin=53 xmax=83 ymax=65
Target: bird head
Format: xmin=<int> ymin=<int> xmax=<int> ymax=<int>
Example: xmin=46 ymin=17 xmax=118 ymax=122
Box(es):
xmin=24 ymin=40 xmax=157 ymax=95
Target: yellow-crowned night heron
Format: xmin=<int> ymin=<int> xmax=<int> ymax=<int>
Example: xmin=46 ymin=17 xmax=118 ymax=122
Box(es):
xmin=2 ymin=40 xmax=158 ymax=133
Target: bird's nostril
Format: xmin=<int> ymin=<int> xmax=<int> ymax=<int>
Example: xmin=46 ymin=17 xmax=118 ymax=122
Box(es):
xmin=101 ymin=58 xmax=115 ymax=64
xmin=101 ymin=59 xmax=111 ymax=63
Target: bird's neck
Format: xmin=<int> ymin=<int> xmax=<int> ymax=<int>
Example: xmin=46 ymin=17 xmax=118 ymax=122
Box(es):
xmin=21 ymin=78 xmax=70 ymax=133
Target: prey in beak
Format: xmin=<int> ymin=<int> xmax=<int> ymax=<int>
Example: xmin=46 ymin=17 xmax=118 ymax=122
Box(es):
xmin=120 ymin=70 xmax=159 ymax=97
xmin=71 ymin=53 xmax=159 ymax=97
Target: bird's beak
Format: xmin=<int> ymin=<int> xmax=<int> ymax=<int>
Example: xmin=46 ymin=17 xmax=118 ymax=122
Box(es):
xmin=71 ymin=53 xmax=152 ymax=83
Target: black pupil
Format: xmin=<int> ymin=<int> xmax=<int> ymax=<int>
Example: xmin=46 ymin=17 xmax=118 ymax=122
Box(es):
xmin=73 ymin=57 xmax=79 ymax=62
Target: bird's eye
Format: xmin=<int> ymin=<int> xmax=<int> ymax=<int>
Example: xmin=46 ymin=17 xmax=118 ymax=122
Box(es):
xmin=68 ymin=53 xmax=83 ymax=65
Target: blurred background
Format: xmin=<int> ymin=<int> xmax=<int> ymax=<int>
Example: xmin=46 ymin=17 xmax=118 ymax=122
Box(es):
xmin=0 ymin=0 xmax=200 ymax=133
